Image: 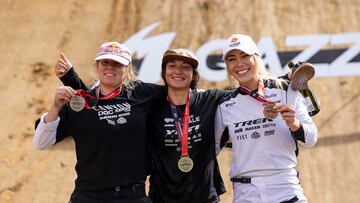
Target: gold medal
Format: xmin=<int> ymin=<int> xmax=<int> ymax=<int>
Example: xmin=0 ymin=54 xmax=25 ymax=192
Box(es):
xmin=263 ymin=103 xmax=278 ymax=119
xmin=70 ymin=95 xmax=85 ymax=112
xmin=178 ymin=156 xmax=193 ymax=173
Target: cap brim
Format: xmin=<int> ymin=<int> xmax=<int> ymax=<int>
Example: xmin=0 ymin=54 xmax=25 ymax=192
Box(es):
xmin=95 ymin=54 xmax=130 ymax=65
xmin=163 ymin=55 xmax=198 ymax=68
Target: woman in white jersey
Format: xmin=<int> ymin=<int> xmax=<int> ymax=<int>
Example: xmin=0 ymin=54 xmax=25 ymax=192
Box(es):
xmin=215 ymin=34 xmax=318 ymax=203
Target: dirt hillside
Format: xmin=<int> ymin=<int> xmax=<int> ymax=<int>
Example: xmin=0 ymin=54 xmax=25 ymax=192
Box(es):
xmin=0 ymin=0 xmax=360 ymax=202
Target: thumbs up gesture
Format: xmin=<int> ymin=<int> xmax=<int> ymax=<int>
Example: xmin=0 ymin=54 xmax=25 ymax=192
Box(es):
xmin=55 ymin=52 xmax=73 ymax=78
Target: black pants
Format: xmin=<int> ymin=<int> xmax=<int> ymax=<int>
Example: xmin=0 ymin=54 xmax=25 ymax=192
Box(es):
xmin=69 ymin=182 xmax=152 ymax=203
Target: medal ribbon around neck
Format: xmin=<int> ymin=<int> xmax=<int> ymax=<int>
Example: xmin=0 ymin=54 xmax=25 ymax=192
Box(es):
xmin=167 ymin=94 xmax=190 ymax=157
xmin=239 ymin=81 xmax=279 ymax=119
xmin=238 ymin=81 xmax=274 ymax=104
xmin=75 ymin=86 xmax=122 ymax=109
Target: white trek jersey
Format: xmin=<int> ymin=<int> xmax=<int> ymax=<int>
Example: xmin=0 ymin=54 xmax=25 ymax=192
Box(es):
xmin=215 ymin=80 xmax=317 ymax=179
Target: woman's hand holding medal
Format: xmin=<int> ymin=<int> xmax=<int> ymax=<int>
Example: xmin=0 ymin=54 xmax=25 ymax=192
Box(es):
xmin=273 ymin=104 xmax=301 ymax=132
xmin=45 ymin=86 xmax=77 ymax=123
xmin=53 ymin=86 xmax=77 ymax=110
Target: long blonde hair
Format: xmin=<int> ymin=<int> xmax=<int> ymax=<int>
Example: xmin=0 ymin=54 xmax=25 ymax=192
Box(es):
xmin=123 ymin=63 xmax=137 ymax=88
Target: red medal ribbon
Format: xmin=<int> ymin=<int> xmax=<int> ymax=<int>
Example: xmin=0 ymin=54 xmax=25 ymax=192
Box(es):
xmin=168 ymin=94 xmax=191 ymax=157
xmin=239 ymin=81 xmax=274 ymax=104
xmin=75 ymin=86 xmax=122 ymax=109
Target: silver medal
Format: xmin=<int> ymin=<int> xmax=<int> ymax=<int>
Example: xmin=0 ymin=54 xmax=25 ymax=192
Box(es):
xmin=70 ymin=95 xmax=85 ymax=112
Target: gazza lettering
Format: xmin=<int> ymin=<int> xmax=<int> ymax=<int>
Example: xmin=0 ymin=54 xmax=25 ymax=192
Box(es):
xmin=126 ymin=22 xmax=360 ymax=81
xmin=329 ymin=33 xmax=360 ymax=76
xmin=234 ymin=118 xmax=273 ymax=128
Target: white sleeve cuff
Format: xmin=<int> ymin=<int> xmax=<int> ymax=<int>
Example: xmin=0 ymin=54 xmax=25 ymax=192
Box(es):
xmin=33 ymin=113 xmax=59 ymax=150
xmin=40 ymin=113 xmax=60 ymax=129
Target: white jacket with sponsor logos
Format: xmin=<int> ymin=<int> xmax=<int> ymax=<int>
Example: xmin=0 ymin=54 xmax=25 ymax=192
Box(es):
xmin=215 ymin=79 xmax=317 ymax=179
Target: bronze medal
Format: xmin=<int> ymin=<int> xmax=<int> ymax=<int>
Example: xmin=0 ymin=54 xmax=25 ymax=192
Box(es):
xmin=178 ymin=156 xmax=194 ymax=173
xmin=263 ymin=103 xmax=278 ymax=119
xmin=70 ymin=95 xmax=85 ymax=112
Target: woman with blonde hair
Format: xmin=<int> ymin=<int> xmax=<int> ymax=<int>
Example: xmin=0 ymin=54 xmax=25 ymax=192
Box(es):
xmin=34 ymin=42 xmax=164 ymax=203
xmin=215 ymin=34 xmax=318 ymax=203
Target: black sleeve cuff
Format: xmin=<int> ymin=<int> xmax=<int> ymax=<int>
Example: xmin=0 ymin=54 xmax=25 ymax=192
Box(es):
xmin=220 ymin=127 xmax=230 ymax=149
xmin=291 ymin=124 xmax=305 ymax=143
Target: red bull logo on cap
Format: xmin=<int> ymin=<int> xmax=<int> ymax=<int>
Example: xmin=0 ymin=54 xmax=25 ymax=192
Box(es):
xmin=97 ymin=43 xmax=131 ymax=59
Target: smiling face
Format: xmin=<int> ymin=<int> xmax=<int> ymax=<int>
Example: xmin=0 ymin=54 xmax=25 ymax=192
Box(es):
xmin=96 ymin=59 xmax=127 ymax=92
xmin=164 ymin=60 xmax=194 ymax=91
xmin=225 ymin=49 xmax=259 ymax=90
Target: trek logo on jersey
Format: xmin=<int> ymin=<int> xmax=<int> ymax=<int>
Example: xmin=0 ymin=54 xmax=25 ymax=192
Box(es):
xmin=234 ymin=118 xmax=273 ymax=128
xmin=233 ymin=118 xmax=276 ymax=140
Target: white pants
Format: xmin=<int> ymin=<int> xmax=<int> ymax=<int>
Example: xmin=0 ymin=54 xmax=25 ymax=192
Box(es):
xmin=232 ymin=171 xmax=307 ymax=203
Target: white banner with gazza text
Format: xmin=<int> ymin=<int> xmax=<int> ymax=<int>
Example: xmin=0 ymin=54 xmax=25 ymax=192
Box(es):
xmin=124 ymin=22 xmax=360 ymax=82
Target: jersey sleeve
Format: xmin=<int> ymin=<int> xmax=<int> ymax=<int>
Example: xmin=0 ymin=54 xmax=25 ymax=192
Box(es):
xmin=288 ymin=89 xmax=318 ymax=148
xmin=60 ymin=67 xmax=89 ymax=90
xmin=129 ymin=80 xmax=166 ymax=100
xmin=214 ymin=105 xmax=227 ymax=155
xmin=208 ymin=89 xmax=232 ymax=105
xmin=33 ymin=107 xmax=72 ymax=150
xmin=33 ymin=113 xmax=59 ymax=150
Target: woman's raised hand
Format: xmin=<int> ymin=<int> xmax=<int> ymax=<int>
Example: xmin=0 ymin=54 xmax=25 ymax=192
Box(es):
xmin=55 ymin=52 xmax=73 ymax=78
